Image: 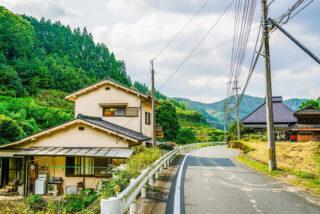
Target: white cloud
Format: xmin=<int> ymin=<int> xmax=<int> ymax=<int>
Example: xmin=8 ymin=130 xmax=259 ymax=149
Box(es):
xmin=0 ymin=0 xmax=82 ymax=24
xmin=1 ymin=0 xmax=319 ymax=103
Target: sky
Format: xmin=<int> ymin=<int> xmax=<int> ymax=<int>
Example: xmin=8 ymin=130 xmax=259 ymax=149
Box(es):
xmin=1 ymin=0 xmax=319 ymax=103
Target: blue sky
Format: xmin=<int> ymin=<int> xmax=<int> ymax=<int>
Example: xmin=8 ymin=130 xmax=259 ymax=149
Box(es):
xmin=1 ymin=0 xmax=319 ymax=103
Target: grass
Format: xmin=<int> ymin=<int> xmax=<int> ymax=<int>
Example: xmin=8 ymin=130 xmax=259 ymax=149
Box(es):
xmin=236 ymin=156 xmax=281 ymax=176
xmin=237 ymin=155 xmax=320 ymax=195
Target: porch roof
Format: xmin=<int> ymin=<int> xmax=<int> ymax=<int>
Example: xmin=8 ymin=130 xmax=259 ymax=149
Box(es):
xmin=12 ymin=147 xmax=133 ymax=158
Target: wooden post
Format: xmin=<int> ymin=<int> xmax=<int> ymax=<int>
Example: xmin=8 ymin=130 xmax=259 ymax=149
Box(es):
xmin=24 ymin=157 xmax=29 ymax=197
xmin=83 ymin=157 xmax=85 ymax=189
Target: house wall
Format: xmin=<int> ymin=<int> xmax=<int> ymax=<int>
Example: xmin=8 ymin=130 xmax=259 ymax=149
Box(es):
xmin=74 ymin=84 xmax=153 ymax=137
xmin=297 ymin=133 xmax=313 ymax=142
xmin=14 ymin=123 xmax=129 ymax=149
xmin=34 ymin=156 xmax=103 ymax=190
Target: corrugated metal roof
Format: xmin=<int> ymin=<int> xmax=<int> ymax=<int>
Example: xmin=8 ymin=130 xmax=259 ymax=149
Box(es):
xmin=13 ymin=147 xmax=133 ymax=158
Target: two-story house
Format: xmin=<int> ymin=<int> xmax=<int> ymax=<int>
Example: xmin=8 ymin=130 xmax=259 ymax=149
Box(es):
xmin=0 ymin=78 xmax=153 ymax=196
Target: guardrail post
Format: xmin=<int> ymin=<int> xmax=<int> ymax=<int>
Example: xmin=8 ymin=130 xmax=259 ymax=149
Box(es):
xmin=149 ymin=177 xmax=154 ymax=186
xmin=129 ymin=201 xmax=136 ymax=214
xmin=141 ymin=186 xmax=147 ymax=198
xmin=159 ymin=166 xmax=163 ymax=173
xmin=155 ymin=172 xmax=159 ymax=180
xmin=101 ymin=197 xmax=122 ymax=214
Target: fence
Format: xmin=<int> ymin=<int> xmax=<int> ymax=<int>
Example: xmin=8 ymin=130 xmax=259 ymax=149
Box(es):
xmin=101 ymin=142 xmax=218 ymax=214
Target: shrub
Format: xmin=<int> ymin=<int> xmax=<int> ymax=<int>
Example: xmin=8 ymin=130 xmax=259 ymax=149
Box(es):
xmin=0 ymin=114 xmax=25 ymax=144
xmin=175 ymin=128 xmax=196 ymax=145
xmin=102 ymin=146 xmax=163 ymax=199
xmin=159 ymin=142 xmax=175 ymax=151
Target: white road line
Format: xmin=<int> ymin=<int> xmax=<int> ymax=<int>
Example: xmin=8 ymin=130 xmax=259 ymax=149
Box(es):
xmin=174 ymin=152 xmax=190 ymax=214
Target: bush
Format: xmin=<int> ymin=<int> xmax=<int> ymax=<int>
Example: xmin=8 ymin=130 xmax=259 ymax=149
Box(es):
xmin=102 ymin=146 xmax=163 ymax=199
xmin=0 ymin=114 xmax=25 ymax=144
xmin=228 ymin=122 xmax=245 ymax=139
xmin=176 ymin=128 xmax=196 ymax=145
xmin=61 ymin=189 xmax=99 ymax=212
xmin=159 ymin=142 xmax=175 ymax=151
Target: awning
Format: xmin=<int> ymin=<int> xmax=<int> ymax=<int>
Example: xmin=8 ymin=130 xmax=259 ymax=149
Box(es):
xmin=13 ymin=147 xmax=133 ymax=158
xmin=0 ymin=150 xmax=22 ymax=157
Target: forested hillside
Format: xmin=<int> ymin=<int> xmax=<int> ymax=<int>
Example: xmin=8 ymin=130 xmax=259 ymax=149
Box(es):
xmin=174 ymin=95 xmax=308 ymax=129
xmin=0 ymin=6 xmax=169 ymax=144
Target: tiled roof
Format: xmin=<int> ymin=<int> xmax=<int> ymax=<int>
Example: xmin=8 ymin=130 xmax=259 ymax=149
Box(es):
xmin=65 ymin=77 xmax=151 ymax=101
xmin=294 ymin=105 xmax=320 ymax=116
xmin=77 ymin=114 xmax=151 ymax=141
xmin=289 ymin=124 xmax=320 ymax=130
xmin=242 ymin=96 xmax=297 ymax=126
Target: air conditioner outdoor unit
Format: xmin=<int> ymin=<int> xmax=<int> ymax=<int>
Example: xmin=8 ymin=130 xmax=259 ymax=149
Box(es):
xmin=48 ymin=183 xmax=59 ymax=196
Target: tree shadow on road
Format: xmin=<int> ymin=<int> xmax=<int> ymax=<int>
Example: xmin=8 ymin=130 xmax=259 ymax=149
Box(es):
xmin=186 ymin=156 xmax=236 ymax=167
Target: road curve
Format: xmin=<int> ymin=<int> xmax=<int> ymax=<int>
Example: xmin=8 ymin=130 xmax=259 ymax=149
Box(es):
xmin=166 ymin=145 xmax=320 ymax=214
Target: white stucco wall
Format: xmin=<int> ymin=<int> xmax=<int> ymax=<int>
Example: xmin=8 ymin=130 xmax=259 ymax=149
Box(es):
xmin=74 ymin=84 xmax=153 ymax=137
xmin=17 ymin=123 xmax=129 ymax=149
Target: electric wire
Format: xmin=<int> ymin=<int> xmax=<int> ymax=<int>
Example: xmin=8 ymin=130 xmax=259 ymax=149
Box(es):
xmin=157 ymin=0 xmax=234 ymax=91
xmin=153 ymin=0 xmax=209 ymax=60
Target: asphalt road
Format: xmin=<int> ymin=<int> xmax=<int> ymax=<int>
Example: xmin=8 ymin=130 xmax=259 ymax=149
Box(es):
xmin=166 ymin=145 xmax=320 ymax=214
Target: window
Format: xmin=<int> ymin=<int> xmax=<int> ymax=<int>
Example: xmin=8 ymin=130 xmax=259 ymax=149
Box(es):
xmin=145 ymin=112 xmax=151 ymax=125
xmin=8 ymin=158 xmax=24 ymax=184
xmin=126 ymin=107 xmax=139 ymax=117
xmin=103 ymin=107 xmax=125 ymax=116
xmin=103 ymin=107 xmax=138 ymax=117
xmin=66 ymin=157 xmax=94 ymax=177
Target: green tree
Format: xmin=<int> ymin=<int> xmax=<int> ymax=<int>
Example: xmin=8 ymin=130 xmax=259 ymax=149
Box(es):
xmin=299 ymin=99 xmax=320 ymax=110
xmin=228 ymin=121 xmax=245 ymax=139
xmin=0 ymin=6 xmax=34 ymax=58
xmin=0 ymin=63 xmax=24 ymax=96
xmin=156 ymin=101 xmax=180 ymax=141
xmin=0 ymin=115 xmax=25 ymax=144
xmin=176 ymin=128 xmax=196 ymax=145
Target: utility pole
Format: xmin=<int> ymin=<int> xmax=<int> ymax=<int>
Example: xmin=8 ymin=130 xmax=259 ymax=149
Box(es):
xmin=151 ymin=59 xmax=157 ymax=148
xmin=262 ymin=0 xmax=276 ymax=171
xmin=233 ymin=80 xmax=241 ymax=140
xmin=224 ymin=103 xmax=227 ymax=144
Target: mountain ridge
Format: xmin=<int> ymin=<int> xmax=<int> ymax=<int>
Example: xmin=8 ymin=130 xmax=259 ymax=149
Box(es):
xmin=173 ymin=95 xmax=307 ymax=130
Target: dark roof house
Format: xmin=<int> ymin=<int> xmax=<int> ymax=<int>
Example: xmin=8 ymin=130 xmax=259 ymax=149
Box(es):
xmin=242 ymin=96 xmax=297 ymax=128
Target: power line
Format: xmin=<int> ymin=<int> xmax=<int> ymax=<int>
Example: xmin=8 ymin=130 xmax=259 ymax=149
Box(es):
xmin=153 ymin=0 xmax=209 ymax=60
xmin=158 ymin=0 xmax=234 ymax=91
xmin=276 ymin=0 xmax=314 ymax=25
xmin=225 ymin=0 xmax=257 ymax=105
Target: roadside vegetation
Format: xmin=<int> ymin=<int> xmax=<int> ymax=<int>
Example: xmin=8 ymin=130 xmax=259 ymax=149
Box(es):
xmin=230 ymin=140 xmax=320 ymax=195
xmin=0 ymin=146 xmax=164 ymax=214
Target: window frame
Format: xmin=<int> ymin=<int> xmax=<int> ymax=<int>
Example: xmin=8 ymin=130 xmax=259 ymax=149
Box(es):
xmin=65 ymin=157 xmax=95 ymax=177
xmin=145 ymin=112 xmax=151 ymax=125
xmin=102 ymin=107 xmax=139 ymax=117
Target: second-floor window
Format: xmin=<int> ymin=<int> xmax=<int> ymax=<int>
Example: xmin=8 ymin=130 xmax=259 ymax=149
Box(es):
xmin=103 ymin=107 xmax=138 ymax=117
xmin=145 ymin=112 xmax=151 ymax=125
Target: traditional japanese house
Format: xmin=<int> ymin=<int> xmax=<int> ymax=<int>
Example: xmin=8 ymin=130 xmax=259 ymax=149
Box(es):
xmin=289 ymin=105 xmax=320 ymax=142
xmin=242 ymin=96 xmax=297 ymax=140
xmin=0 ymin=78 xmax=154 ymax=196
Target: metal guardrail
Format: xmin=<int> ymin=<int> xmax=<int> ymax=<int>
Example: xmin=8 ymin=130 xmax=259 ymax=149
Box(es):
xmin=101 ymin=142 xmax=217 ymax=214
